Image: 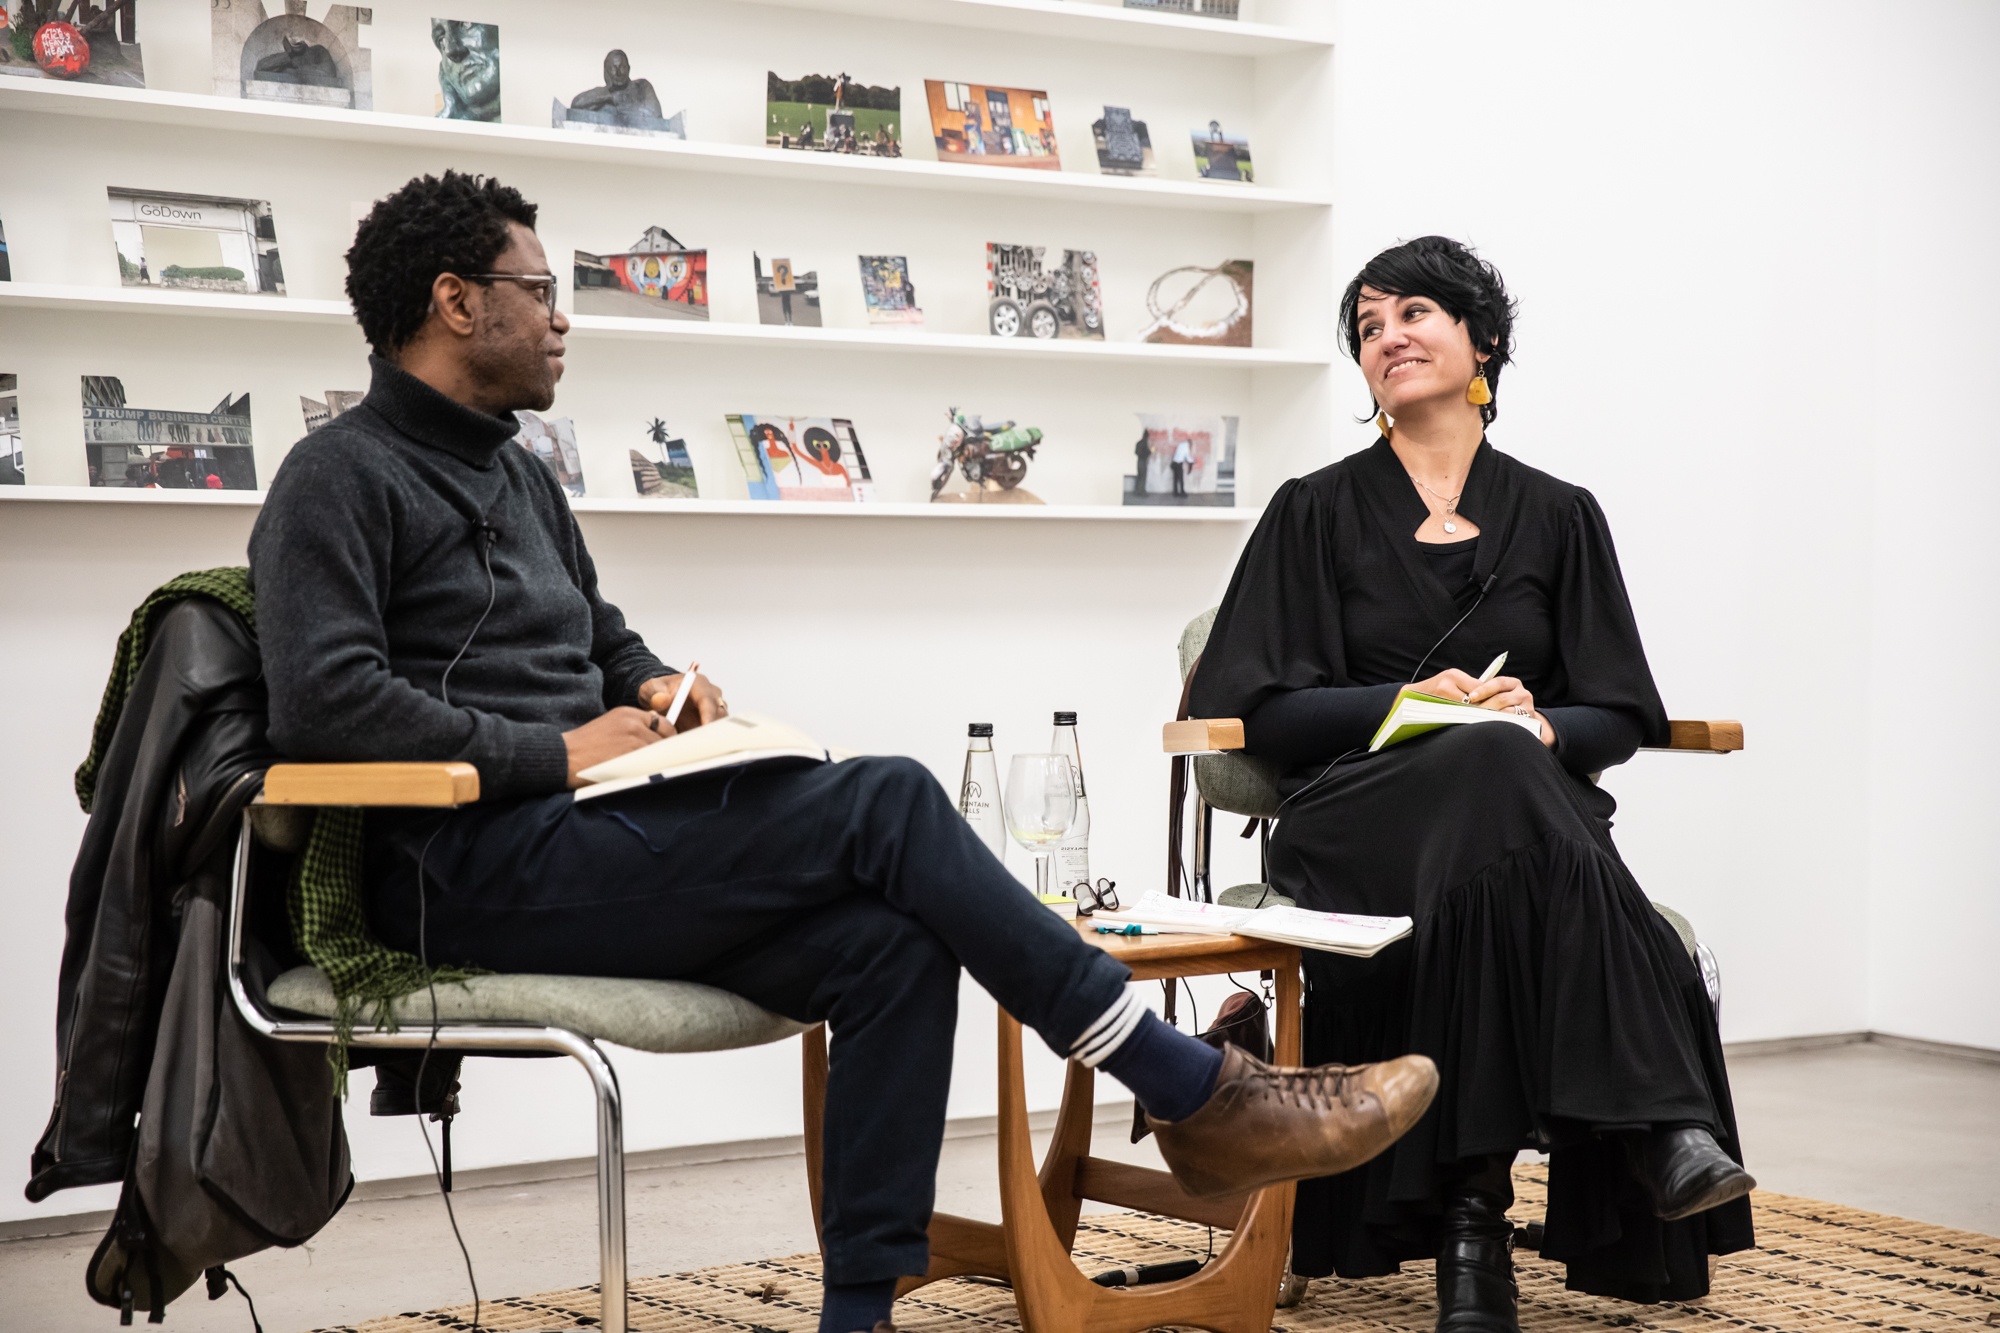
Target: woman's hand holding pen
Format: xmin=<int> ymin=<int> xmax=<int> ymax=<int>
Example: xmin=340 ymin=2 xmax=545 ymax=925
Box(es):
xmin=1410 ymin=668 xmax=1556 ymax=747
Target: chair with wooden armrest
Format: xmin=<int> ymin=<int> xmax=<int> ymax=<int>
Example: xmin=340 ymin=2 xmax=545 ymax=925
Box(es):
xmin=227 ymin=763 xmax=809 ymax=1333
xmin=1162 ymin=607 xmax=1740 ymax=998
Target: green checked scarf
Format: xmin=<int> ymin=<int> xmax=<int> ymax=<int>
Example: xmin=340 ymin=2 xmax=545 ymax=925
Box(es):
xmin=83 ymin=568 xmax=474 ymax=1093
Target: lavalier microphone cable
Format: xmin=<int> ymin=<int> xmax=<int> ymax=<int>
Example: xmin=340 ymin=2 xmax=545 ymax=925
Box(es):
xmin=405 ymin=514 xmax=503 ymax=1331
xmin=1272 ymin=572 xmax=1500 ymax=817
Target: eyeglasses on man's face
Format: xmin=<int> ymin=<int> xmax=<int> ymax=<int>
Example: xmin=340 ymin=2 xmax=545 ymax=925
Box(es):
xmin=463 ymin=271 xmax=560 ymax=321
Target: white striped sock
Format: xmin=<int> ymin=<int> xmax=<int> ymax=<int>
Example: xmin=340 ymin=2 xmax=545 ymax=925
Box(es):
xmin=1070 ymin=989 xmax=1149 ymax=1067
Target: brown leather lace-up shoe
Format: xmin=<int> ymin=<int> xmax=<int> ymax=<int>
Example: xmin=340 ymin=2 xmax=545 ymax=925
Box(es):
xmin=1148 ymin=1044 xmax=1439 ymax=1199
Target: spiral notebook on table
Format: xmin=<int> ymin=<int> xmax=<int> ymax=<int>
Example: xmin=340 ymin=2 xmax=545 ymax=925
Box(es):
xmin=1094 ymin=890 xmax=1412 ymax=958
xmin=573 ymin=712 xmax=830 ymax=802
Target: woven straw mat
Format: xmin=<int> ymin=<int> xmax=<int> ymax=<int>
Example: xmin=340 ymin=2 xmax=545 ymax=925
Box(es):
xmin=315 ymin=1163 xmax=2000 ymax=1332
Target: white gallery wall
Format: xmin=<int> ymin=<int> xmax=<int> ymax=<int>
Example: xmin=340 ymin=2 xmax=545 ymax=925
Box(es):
xmin=1326 ymin=0 xmax=2000 ymax=1055
xmin=3 ymin=0 xmax=1996 ymax=1231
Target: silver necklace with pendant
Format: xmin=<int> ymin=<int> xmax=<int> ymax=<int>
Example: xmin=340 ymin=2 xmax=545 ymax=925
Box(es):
xmin=1410 ymin=474 xmax=1465 ymax=534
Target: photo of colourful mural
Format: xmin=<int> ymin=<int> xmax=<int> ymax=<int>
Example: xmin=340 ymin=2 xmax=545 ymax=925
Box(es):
xmin=573 ymin=226 xmax=708 ymax=320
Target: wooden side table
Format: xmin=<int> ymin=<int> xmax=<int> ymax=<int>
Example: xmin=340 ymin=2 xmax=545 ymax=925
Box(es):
xmin=803 ymin=922 xmax=1302 ymax=1333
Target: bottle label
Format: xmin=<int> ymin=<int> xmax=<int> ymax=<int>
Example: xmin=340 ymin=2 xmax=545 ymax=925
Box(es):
xmin=1057 ymin=842 xmax=1089 ymax=892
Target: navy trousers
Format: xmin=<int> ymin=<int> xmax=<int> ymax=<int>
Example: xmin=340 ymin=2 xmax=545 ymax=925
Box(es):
xmin=363 ymin=755 xmax=1133 ymax=1282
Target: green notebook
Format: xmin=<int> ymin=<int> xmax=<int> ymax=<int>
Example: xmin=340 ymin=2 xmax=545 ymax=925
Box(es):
xmin=1368 ymin=686 xmax=1543 ymax=753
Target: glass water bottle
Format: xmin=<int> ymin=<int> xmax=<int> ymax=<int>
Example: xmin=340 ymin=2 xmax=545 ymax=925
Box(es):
xmin=1051 ymin=711 xmax=1091 ymax=893
xmin=958 ymin=723 xmax=1007 ymax=858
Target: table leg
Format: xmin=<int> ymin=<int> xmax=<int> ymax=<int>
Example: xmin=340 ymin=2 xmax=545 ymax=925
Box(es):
xmin=802 ymin=1024 xmax=827 ymax=1248
xmin=800 ymin=960 xmax=1304 ymax=1333
xmin=994 ymin=1010 xmax=1294 ymax=1333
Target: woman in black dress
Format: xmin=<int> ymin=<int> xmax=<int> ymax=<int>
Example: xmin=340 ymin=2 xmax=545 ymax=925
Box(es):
xmin=1189 ymin=237 xmax=1755 ymax=1329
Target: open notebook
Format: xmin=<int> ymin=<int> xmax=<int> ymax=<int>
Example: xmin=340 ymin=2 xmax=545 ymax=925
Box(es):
xmin=573 ymin=712 xmax=829 ymax=802
xmin=1368 ymin=686 xmax=1543 ymax=752
xmin=1093 ymin=890 xmax=1412 ymax=958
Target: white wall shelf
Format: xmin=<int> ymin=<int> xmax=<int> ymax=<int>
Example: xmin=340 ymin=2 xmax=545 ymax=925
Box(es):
xmin=0 ymin=485 xmax=1257 ymax=522
xmin=0 ymin=81 xmax=1330 ymax=216
xmin=737 ymin=0 xmax=1331 ymax=57
xmin=0 ymin=284 xmax=1330 ymax=370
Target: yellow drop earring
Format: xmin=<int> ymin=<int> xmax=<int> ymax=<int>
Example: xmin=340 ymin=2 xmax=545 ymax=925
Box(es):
xmin=1376 ymin=411 xmax=1392 ymax=437
xmin=1466 ymin=370 xmax=1492 ymax=406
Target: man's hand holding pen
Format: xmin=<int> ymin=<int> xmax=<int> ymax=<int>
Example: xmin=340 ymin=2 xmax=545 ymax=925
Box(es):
xmin=561 ymin=665 xmax=729 ymax=787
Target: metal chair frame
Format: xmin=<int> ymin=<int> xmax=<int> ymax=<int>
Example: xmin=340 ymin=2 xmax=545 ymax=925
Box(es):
xmin=224 ymin=805 xmax=634 ymax=1333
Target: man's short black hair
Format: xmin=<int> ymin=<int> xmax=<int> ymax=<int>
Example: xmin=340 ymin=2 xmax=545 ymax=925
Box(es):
xmin=1339 ymin=236 xmax=1517 ymax=425
xmin=345 ymin=171 xmax=539 ymax=356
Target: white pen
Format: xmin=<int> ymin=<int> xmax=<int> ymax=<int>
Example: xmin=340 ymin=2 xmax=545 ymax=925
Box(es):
xmin=1477 ymin=651 xmax=1508 ymax=684
xmin=663 ymin=660 xmax=701 ymax=727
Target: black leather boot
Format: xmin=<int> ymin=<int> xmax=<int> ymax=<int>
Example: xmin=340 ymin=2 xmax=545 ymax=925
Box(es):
xmin=1629 ymin=1126 xmax=1756 ymax=1221
xmin=1436 ymin=1187 xmax=1519 ymax=1332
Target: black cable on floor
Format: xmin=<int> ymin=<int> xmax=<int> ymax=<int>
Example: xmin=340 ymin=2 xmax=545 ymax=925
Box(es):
xmin=415 ymin=826 xmax=481 ymax=1333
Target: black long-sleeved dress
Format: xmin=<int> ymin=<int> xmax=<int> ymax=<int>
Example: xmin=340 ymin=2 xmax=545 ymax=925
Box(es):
xmin=1189 ymin=438 xmax=1753 ymax=1302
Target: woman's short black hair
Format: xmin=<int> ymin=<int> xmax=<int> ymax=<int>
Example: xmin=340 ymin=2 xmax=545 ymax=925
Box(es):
xmin=345 ymin=171 xmax=539 ymax=356
xmin=1339 ymin=236 xmax=1517 ymax=424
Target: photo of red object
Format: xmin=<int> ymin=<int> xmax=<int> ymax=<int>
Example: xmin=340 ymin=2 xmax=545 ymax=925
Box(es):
xmin=33 ymin=20 xmax=92 ymax=78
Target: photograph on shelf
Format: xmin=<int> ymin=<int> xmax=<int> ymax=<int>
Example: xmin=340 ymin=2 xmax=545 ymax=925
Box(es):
xmin=754 ymin=254 xmax=821 ymax=328
xmin=108 ymin=188 xmax=285 ymax=296
xmin=432 ymin=18 xmax=497 ymax=122
xmin=573 ymin=227 xmax=707 ymax=320
xmin=1141 ymin=259 xmax=1252 ymax=347
xmin=1124 ymin=412 xmax=1236 ymax=508
xmin=554 ymin=49 xmax=683 ymax=138
xmin=212 ymin=2 xmax=371 ymax=110
xmin=1191 ymin=120 xmax=1253 ymax=182
xmin=931 ymin=407 xmax=1044 ymax=505
xmin=299 ymin=389 xmax=362 ymax=434
xmin=858 ymin=255 xmax=922 ymax=327
xmin=82 ymin=375 xmax=256 ymax=490
xmin=1123 ymin=0 xmax=1238 ymax=17
xmin=0 ymin=0 xmax=145 ymax=87
xmin=1092 ymin=106 xmax=1157 ymax=177
xmin=767 ymin=71 xmax=900 ymax=156
xmin=515 ymin=411 xmax=584 ymax=496
xmin=925 ymin=80 xmax=1059 ymax=170
xmin=987 ymin=244 xmax=1102 ymax=340
xmin=0 ymin=212 xmax=10 ymax=280
xmin=1 ymin=374 xmax=21 ymax=485
xmin=726 ymin=414 xmax=874 ymax=502
xmin=630 ymin=418 xmax=697 ymax=499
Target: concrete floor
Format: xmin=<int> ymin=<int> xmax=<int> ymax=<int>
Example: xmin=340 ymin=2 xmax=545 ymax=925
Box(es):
xmin=4 ymin=1040 xmax=1996 ymax=1333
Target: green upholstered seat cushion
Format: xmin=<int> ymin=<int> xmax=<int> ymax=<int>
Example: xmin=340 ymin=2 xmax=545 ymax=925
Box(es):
xmin=266 ymin=967 xmax=808 ymax=1054
xmin=1650 ymin=902 xmax=1698 ymax=960
xmin=1180 ymin=607 xmax=1286 ymax=818
xmin=1217 ymin=883 xmax=1296 ymax=910
xmin=1193 ymin=752 xmax=1286 ymax=819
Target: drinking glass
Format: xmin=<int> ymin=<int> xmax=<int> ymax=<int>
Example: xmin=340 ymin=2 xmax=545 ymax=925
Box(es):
xmin=1004 ymin=753 xmax=1076 ymax=897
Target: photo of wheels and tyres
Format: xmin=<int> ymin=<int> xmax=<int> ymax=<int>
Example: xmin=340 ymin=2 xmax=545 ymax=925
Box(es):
xmin=930 ymin=407 xmax=1045 ymax=506
xmin=766 ymin=70 xmax=900 ymax=155
xmin=984 ymin=244 xmax=1102 ymax=341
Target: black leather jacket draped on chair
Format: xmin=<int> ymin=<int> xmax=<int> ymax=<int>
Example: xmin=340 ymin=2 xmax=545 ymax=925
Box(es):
xmin=27 ymin=597 xmax=276 ymax=1201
